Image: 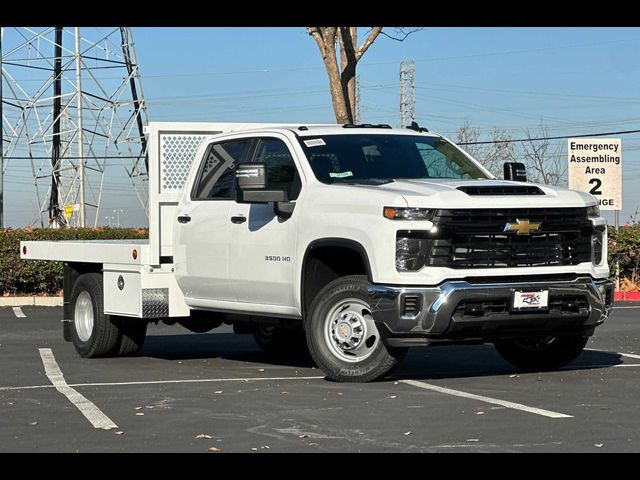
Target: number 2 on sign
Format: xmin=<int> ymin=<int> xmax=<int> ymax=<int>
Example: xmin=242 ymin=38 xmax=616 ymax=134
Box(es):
xmin=589 ymin=178 xmax=602 ymax=195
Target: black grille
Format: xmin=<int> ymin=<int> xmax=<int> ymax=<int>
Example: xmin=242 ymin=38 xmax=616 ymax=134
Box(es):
xmin=455 ymin=298 xmax=509 ymax=316
xmin=457 ymin=185 xmax=544 ymax=196
xmin=426 ymin=208 xmax=592 ymax=269
xmin=434 ymin=207 xmax=589 ymax=224
xmin=462 ymin=273 xmax=582 ymax=284
xmin=548 ymin=295 xmax=589 ymax=313
xmin=453 ymin=295 xmax=589 ymax=320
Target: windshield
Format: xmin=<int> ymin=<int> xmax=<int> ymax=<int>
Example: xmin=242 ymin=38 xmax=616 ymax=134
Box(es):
xmin=297 ymin=134 xmax=490 ymax=184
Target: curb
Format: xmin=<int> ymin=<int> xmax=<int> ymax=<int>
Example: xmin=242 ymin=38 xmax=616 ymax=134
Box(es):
xmin=0 ymin=297 xmax=63 ymax=307
xmin=614 ymin=292 xmax=640 ymax=302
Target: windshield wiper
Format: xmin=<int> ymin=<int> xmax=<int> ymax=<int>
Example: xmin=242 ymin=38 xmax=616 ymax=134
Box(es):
xmin=334 ymin=178 xmax=395 ymax=186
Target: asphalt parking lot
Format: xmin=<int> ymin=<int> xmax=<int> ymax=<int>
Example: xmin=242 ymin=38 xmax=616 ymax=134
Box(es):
xmin=1 ymin=304 xmax=639 ymax=452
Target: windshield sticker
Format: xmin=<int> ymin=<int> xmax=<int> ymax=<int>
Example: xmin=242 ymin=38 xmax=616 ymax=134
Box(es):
xmin=329 ymin=171 xmax=353 ymax=178
xmin=304 ymin=138 xmax=326 ymax=147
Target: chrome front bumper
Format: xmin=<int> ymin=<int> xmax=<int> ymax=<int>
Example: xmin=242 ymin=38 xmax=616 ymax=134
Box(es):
xmin=368 ymin=276 xmax=614 ymax=344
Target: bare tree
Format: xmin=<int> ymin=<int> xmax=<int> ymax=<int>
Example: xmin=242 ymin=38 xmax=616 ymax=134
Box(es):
xmin=456 ymin=120 xmax=567 ymax=185
xmin=455 ymin=120 xmax=482 ymax=159
xmin=307 ymin=27 xmax=421 ymax=124
xmin=520 ymin=123 xmax=566 ymax=185
xmin=456 ymin=120 xmax=517 ymax=177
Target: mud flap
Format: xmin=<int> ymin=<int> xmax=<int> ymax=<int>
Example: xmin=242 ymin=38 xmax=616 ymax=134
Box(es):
xmin=63 ymin=262 xmax=79 ymax=343
xmin=62 ymin=319 xmax=73 ymax=342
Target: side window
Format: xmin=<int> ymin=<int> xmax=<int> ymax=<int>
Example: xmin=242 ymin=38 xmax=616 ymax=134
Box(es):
xmin=193 ymin=139 xmax=250 ymax=200
xmin=253 ymin=138 xmax=301 ymax=200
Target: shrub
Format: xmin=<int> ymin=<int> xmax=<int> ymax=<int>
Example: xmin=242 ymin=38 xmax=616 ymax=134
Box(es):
xmin=0 ymin=228 xmax=148 ymax=295
xmin=608 ymin=224 xmax=640 ymax=291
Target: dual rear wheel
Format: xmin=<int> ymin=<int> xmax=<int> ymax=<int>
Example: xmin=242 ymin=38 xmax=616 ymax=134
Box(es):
xmin=70 ymin=272 xmax=147 ymax=358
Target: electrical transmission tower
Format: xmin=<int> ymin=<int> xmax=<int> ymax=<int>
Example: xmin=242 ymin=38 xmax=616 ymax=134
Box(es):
xmin=399 ymin=60 xmax=415 ymax=128
xmin=0 ymin=27 xmax=148 ymax=228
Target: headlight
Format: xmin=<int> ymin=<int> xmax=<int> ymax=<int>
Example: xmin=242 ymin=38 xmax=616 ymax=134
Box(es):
xmin=384 ymin=207 xmax=433 ymax=220
xmin=396 ymin=231 xmax=428 ymax=271
xmin=592 ymin=225 xmax=606 ymax=265
xmin=587 ymin=205 xmax=600 ymax=217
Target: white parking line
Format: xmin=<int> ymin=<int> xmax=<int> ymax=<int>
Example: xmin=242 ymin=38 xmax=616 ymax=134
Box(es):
xmin=12 ymin=307 xmax=26 ymax=318
xmin=567 ymin=363 xmax=640 ymax=370
xmin=585 ymin=348 xmax=640 ymax=360
xmin=0 ymin=375 xmax=326 ymax=392
xmin=0 ymin=384 xmax=55 ymax=391
xmin=39 ymin=348 xmax=118 ymax=430
xmin=620 ymin=353 xmax=640 ymax=360
xmin=400 ymin=379 xmax=573 ymax=419
xmin=70 ymin=375 xmax=326 ymax=388
xmin=612 ymin=306 xmax=640 ymax=309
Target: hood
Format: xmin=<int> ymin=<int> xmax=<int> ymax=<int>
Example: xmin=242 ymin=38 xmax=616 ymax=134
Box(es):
xmin=352 ymin=178 xmax=596 ymax=209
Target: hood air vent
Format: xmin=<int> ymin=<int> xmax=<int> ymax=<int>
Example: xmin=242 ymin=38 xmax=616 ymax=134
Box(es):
xmin=457 ymin=185 xmax=544 ymax=196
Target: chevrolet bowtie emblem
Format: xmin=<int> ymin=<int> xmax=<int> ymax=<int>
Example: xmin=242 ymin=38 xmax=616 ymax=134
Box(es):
xmin=503 ymin=219 xmax=541 ymax=235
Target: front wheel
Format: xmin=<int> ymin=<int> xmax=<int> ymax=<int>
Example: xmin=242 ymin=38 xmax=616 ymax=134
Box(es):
xmin=305 ymin=275 xmax=407 ymax=382
xmin=494 ymin=335 xmax=588 ymax=371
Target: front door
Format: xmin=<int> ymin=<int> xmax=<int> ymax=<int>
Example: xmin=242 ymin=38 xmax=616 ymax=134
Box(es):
xmin=227 ymin=136 xmax=301 ymax=309
xmin=174 ymin=137 xmax=251 ymax=304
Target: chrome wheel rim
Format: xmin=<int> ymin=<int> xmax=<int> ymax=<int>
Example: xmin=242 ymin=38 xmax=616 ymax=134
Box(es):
xmin=324 ymin=298 xmax=380 ymax=363
xmin=74 ymin=291 xmax=94 ymax=342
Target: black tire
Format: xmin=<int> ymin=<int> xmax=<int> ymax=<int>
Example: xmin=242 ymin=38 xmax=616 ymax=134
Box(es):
xmin=494 ymin=335 xmax=588 ymax=371
xmin=70 ymin=272 xmax=120 ymax=358
xmin=305 ymin=275 xmax=408 ymax=382
xmin=114 ymin=317 xmax=148 ymax=356
xmin=252 ymin=325 xmax=307 ymax=356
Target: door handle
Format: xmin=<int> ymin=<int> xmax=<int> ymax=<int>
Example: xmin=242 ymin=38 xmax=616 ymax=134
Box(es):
xmin=177 ymin=215 xmax=191 ymax=224
xmin=230 ymin=215 xmax=246 ymax=224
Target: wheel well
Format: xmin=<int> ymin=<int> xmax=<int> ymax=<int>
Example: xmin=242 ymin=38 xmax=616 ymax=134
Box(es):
xmin=302 ymin=245 xmax=369 ymax=316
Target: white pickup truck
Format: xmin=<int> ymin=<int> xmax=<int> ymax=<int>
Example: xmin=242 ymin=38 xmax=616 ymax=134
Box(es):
xmin=21 ymin=121 xmax=614 ymax=382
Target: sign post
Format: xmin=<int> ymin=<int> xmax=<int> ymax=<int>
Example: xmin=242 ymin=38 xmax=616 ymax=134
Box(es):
xmin=568 ymin=138 xmax=622 ymax=290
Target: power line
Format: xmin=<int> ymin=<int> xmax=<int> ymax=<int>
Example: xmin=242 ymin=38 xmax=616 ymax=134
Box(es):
xmin=458 ymin=129 xmax=640 ymax=145
xmin=9 ymin=32 xmax=636 ymax=85
xmin=414 ymin=83 xmax=640 ymax=104
xmin=362 ymin=80 xmax=640 ymax=135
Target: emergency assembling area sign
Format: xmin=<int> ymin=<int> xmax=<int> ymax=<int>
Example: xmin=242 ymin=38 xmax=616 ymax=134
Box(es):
xmin=568 ymin=138 xmax=622 ymax=210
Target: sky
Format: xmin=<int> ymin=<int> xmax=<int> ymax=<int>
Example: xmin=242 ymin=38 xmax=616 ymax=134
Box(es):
xmin=3 ymin=27 xmax=640 ymax=227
